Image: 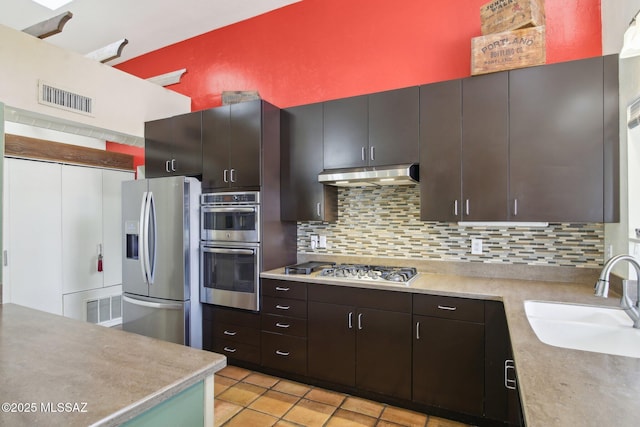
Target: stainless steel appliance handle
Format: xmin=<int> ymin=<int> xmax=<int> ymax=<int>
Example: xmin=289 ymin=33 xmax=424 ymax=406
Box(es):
xmin=146 ymin=191 xmax=157 ymax=285
xmin=139 ymin=192 xmax=149 ymax=283
xmin=123 ymin=295 xmax=183 ymax=310
xmin=202 ymin=247 xmax=255 ymax=256
xmin=203 ymin=207 xmax=256 ymax=213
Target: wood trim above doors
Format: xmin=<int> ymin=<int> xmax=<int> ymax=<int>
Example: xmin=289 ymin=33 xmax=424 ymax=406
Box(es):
xmin=4 ymin=134 xmax=134 ymax=171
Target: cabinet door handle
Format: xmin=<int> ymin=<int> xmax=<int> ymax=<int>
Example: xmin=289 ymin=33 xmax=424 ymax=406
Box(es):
xmin=505 ymin=359 xmax=517 ymax=390
xmin=348 ymin=312 xmax=353 ymax=329
xmin=275 ymin=323 xmax=290 ymax=329
xmin=223 ymin=169 xmax=229 ymax=183
xmin=223 ymin=347 xmax=237 ymax=353
xmin=370 ymin=146 xmax=375 ymax=161
xmin=437 ymin=305 xmax=457 ymax=311
xmin=223 ymin=330 xmax=237 ymax=336
xmin=275 ymin=350 xmax=290 ymax=357
xmin=454 ymin=200 xmax=458 ymax=216
xmin=465 ymin=199 xmax=470 ymax=216
xmin=230 ymin=168 xmax=236 ymax=183
xmin=275 ymin=305 xmax=290 ymax=310
xmin=171 ymin=158 xmax=176 ymax=172
xmin=513 ymin=198 xmax=519 ymax=216
xmin=361 ymin=146 xmax=366 ymax=161
xmin=358 ymin=313 xmax=363 ymax=330
xmin=317 ymin=202 xmax=321 ymax=217
xmin=416 ymin=321 xmax=421 ymax=340
xmin=165 ymin=160 xmax=171 ymax=173
xmin=275 ymin=286 xmax=290 ymax=292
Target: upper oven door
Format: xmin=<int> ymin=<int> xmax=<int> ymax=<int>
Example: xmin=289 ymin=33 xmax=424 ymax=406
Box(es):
xmin=201 ymin=205 xmax=260 ymax=242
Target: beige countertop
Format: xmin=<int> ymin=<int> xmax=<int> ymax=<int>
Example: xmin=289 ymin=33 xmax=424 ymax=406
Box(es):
xmin=0 ymin=304 xmax=226 ymax=427
xmin=261 ymin=265 xmax=640 ymax=427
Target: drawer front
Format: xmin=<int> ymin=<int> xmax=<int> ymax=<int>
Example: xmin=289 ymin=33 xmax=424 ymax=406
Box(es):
xmin=308 ymin=284 xmax=411 ymax=313
xmin=261 ymin=332 xmax=307 ymax=376
xmin=206 ymin=304 xmax=261 ymax=328
xmin=413 ymin=294 xmax=484 ymax=322
xmin=261 ymin=314 xmax=307 ymax=338
xmin=262 ymin=279 xmax=307 ymax=301
xmin=213 ymin=321 xmax=260 ymax=346
xmin=262 ymin=296 xmax=307 ymax=319
xmin=212 ymin=338 xmax=261 ymax=365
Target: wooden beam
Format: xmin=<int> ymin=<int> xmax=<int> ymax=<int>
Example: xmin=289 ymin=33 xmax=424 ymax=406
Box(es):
xmin=4 ymin=134 xmax=135 ymax=171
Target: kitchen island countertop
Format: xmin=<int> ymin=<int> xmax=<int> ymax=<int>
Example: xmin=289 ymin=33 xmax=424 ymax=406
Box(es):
xmin=0 ymin=303 xmax=226 ymax=426
xmin=261 ymin=267 xmax=640 ymax=427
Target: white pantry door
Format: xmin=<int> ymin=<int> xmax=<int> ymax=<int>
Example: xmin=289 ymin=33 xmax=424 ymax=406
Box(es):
xmin=4 ymin=158 xmax=63 ymax=314
xmin=62 ymin=165 xmax=103 ymax=293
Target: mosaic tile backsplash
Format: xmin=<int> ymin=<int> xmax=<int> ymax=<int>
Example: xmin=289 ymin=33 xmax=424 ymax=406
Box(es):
xmin=297 ymin=186 xmax=604 ymax=268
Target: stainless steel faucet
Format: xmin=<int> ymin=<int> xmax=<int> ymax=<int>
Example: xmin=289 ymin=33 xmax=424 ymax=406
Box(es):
xmin=594 ymin=254 xmax=640 ymax=328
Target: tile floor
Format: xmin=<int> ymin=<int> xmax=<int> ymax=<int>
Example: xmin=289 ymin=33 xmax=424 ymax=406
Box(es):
xmin=214 ymin=365 xmax=474 ymax=427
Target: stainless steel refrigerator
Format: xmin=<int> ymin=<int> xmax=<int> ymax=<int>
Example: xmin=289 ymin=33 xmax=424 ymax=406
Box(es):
xmin=121 ymin=176 xmax=202 ymax=348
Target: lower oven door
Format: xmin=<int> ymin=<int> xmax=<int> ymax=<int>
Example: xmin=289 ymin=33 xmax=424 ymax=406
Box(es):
xmin=200 ymin=243 xmax=260 ymax=311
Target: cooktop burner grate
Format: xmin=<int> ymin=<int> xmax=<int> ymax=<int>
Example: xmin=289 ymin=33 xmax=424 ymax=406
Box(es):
xmin=318 ymin=264 xmax=417 ymax=283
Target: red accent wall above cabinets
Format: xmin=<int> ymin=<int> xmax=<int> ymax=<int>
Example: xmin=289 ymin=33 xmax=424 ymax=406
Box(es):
xmin=105 ymin=142 xmax=144 ymax=176
xmin=115 ymin=0 xmax=602 ymax=110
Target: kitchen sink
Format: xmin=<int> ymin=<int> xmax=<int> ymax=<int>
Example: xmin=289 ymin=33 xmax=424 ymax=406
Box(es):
xmin=524 ymin=300 xmax=640 ymax=358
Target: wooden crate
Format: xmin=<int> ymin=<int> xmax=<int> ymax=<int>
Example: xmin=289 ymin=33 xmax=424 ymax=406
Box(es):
xmin=471 ymin=26 xmax=545 ymax=76
xmin=480 ymin=0 xmax=545 ymax=35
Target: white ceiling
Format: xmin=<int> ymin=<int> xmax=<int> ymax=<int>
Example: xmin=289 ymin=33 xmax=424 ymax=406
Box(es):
xmin=0 ymin=0 xmax=301 ymax=65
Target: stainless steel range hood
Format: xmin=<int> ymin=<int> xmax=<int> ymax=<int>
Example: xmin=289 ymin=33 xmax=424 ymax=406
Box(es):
xmin=318 ymin=164 xmax=419 ymax=187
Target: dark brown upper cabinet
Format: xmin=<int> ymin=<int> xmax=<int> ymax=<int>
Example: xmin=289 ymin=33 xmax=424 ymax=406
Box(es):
xmin=420 ymin=74 xmax=509 ymax=222
xmin=323 ymin=95 xmax=368 ymax=169
xmin=509 ymin=55 xmax=619 ymax=222
xmin=145 ymin=111 xmax=202 ymax=178
xmin=323 ymin=87 xmax=419 ymax=169
xmin=202 ymin=100 xmax=278 ymax=191
xmin=421 ymin=54 xmax=619 ymax=223
xmin=281 ymin=103 xmax=337 ymax=222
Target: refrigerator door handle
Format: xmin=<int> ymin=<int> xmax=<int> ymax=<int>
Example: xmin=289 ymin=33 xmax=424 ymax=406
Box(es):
xmin=146 ymin=191 xmax=158 ymax=285
xmin=139 ymin=191 xmax=149 ymax=284
xmin=123 ymin=295 xmax=184 ymax=310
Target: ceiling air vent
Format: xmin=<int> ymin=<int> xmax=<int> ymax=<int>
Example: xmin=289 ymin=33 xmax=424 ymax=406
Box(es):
xmin=628 ymin=96 xmax=640 ymax=129
xmin=38 ymin=80 xmax=94 ymax=116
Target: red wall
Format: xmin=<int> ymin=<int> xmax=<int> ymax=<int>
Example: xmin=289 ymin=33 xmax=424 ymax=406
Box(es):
xmin=115 ymin=0 xmax=602 ymax=111
xmin=105 ymin=141 xmax=144 ymax=176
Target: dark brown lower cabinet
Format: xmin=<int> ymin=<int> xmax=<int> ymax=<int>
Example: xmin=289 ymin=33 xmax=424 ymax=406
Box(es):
xmin=412 ymin=295 xmax=485 ymax=417
xmin=202 ymin=304 xmax=261 ymax=365
xmin=485 ymin=301 xmax=524 ymax=426
xmin=307 ymin=285 xmax=412 ymax=400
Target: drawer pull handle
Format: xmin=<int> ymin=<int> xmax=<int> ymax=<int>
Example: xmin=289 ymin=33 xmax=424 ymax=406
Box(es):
xmin=223 ymin=330 xmax=237 ymax=336
xmin=275 ymin=287 xmax=290 ymax=292
xmin=276 ymin=305 xmax=290 ymax=310
xmin=275 ymin=323 xmax=290 ymax=328
xmin=505 ymin=359 xmax=517 ymax=390
xmin=437 ymin=305 xmax=457 ymax=311
xmin=275 ymin=350 xmax=290 ymax=356
xmin=223 ymin=347 xmax=237 ymax=353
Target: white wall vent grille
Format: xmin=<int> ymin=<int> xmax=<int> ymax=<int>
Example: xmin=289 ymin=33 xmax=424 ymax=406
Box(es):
xmin=38 ymin=80 xmax=94 ymax=117
xmin=86 ymin=295 xmax=122 ymax=326
xmin=628 ymin=96 xmax=640 ymax=129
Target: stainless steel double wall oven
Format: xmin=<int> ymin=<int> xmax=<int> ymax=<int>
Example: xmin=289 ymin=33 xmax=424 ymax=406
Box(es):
xmin=200 ymin=191 xmax=261 ymax=311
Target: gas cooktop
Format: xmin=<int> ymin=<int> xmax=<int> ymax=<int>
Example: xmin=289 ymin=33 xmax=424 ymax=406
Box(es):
xmin=318 ymin=264 xmax=418 ymax=284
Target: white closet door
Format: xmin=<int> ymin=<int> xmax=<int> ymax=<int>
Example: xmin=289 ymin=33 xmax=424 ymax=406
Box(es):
xmin=102 ymin=169 xmax=133 ymax=287
xmin=62 ymin=165 xmax=103 ymax=293
xmin=6 ymin=158 xmax=63 ymax=314
xmin=2 ymin=159 xmax=9 ymax=304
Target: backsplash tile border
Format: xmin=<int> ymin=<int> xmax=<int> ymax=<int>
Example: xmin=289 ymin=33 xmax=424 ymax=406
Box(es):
xmin=297 ymin=186 xmax=604 ymax=268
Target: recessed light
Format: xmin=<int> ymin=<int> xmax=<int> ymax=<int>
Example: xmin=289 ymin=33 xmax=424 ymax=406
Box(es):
xmin=32 ymin=0 xmax=73 ymax=11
